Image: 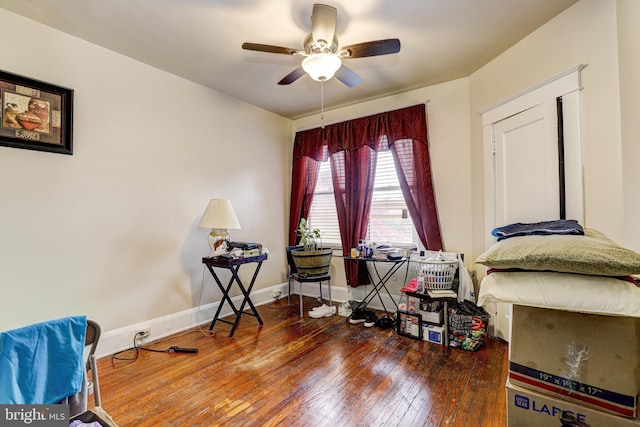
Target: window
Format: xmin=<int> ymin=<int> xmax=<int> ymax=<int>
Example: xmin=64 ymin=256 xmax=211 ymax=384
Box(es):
xmin=306 ymin=161 xmax=340 ymax=245
xmin=368 ymin=150 xmax=417 ymax=245
xmin=307 ymin=150 xmax=417 ymax=247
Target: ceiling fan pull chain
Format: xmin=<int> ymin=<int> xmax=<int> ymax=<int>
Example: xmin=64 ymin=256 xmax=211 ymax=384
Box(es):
xmin=320 ymin=80 xmax=325 ymax=129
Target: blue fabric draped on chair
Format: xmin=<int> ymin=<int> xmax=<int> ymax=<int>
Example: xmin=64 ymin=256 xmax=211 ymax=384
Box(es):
xmin=0 ymin=315 xmax=86 ymax=405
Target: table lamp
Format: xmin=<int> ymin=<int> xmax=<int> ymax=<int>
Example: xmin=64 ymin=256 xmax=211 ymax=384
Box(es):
xmin=197 ymin=199 xmax=241 ymax=257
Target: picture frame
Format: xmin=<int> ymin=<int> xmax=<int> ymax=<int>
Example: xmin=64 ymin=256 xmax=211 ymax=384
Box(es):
xmin=396 ymin=309 xmax=423 ymax=340
xmin=0 ymin=70 xmax=73 ymax=155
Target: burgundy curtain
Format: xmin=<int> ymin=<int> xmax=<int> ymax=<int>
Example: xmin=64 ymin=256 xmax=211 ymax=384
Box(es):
xmin=289 ymin=104 xmax=443 ymax=285
xmin=329 ymin=148 xmax=377 ymax=286
xmin=288 ymin=129 xmax=325 ymax=245
xmin=389 ymin=138 xmax=443 ymax=251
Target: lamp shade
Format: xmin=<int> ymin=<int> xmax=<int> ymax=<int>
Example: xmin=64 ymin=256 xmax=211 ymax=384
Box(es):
xmin=302 ymin=53 xmax=342 ymax=81
xmin=197 ymin=199 xmax=241 ymax=230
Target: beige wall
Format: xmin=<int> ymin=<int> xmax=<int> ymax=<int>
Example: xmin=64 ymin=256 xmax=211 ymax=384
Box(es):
xmin=469 ymin=0 xmax=636 ymax=274
xmin=0 ymin=9 xmax=292 ymax=332
xmin=618 ymin=0 xmax=640 ymax=252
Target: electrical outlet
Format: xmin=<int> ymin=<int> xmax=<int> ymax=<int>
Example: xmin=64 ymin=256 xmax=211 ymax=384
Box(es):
xmin=272 ymin=290 xmax=282 ymax=300
xmin=135 ymin=326 xmax=151 ymax=342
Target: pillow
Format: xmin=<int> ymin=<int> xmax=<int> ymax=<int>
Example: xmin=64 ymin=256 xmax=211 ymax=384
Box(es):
xmin=475 ymin=228 xmax=640 ymax=276
xmin=477 ymin=271 xmax=640 ymax=317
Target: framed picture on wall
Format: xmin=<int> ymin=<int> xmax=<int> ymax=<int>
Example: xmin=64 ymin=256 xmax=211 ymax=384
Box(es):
xmin=0 ymin=69 xmax=73 ymax=155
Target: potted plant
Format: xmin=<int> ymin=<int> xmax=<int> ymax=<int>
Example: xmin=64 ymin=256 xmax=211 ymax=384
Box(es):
xmin=290 ymin=218 xmax=333 ymax=275
xmin=298 ymin=217 xmax=321 ymax=251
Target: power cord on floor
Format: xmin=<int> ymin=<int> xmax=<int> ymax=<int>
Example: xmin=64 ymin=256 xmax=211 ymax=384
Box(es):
xmin=195 ymin=265 xmax=217 ymax=337
xmin=111 ymin=330 xmax=200 ymax=363
xmin=111 ymin=331 xmax=167 ymax=362
xmin=112 ymin=265 xmax=228 ymax=364
xmin=266 ymin=292 xmax=295 ymax=310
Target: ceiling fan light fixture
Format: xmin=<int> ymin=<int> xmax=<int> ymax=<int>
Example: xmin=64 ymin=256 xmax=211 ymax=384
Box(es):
xmin=302 ymin=53 xmax=342 ymax=81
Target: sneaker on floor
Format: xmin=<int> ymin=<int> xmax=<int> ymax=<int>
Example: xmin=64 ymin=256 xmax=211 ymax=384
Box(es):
xmin=363 ymin=314 xmax=378 ymax=328
xmin=376 ymin=316 xmax=395 ymax=329
xmin=308 ymin=304 xmax=336 ymax=318
xmin=349 ymin=307 xmax=374 ymax=324
xmin=310 ymin=304 xmax=329 ymax=312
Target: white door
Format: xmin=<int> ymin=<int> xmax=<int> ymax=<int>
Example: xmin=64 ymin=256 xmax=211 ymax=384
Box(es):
xmin=494 ymin=100 xmax=560 ymax=226
xmin=481 ymin=66 xmax=585 ymax=342
xmin=489 ymin=100 xmax=559 ymax=342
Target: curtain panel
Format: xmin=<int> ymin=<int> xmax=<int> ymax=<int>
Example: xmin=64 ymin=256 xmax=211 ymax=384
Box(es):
xmin=289 ymin=103 xmax=443 ymax=286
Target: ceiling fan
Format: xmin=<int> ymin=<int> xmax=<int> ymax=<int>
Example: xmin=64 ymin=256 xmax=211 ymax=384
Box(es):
xmin=242 ymin=3 xmax=401 ymax=87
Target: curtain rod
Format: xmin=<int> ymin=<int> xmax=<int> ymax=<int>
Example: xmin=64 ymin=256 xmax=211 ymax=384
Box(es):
xmin=295 ymin=100 xmax=431 ymax=132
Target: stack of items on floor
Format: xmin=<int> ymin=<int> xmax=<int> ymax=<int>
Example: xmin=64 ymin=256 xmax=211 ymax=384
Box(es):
xmin=476 ymin=219 xmax=640 ymax=427
xmin=398 ymin=250 xmax=485 ymax=347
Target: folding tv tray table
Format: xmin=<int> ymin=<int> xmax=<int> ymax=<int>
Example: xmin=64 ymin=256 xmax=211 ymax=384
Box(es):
xmin=202 ymin=253 xmax=267 ymax=337
xmin=344 ymin=256 xmax=408 ymax=318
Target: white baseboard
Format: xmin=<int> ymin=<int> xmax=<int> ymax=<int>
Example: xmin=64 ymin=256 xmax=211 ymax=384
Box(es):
xmin=97 ymin=282 xmax=289 ymax=358
xmin=98 ymin=281 xmax=403 ymax=358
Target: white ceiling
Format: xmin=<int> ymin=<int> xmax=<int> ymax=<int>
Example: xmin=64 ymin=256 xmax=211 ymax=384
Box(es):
xmin=0 ymin=0 xmax=578 ymax=119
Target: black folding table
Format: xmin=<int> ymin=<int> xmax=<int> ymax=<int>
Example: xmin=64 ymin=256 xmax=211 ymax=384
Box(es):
xmin=344 ymin=256 xmax=408 ymax=317
xmin=202 ymin=253 xmax=267 ymax=337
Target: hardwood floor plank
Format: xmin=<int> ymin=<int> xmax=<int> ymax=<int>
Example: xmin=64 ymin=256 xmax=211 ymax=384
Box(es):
xmin=96 ymin=297 xmax=508 ymax=426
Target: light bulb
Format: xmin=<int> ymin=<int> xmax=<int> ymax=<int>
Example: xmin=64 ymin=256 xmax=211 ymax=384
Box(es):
xmin=302 ymin=53 xmax=342 ymax=81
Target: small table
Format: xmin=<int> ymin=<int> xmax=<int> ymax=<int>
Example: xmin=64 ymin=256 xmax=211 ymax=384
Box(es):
xmin=202 ymin=253 xmax=267 ymax=337
xmin=344 ymin=256 xmax=408 ymax=317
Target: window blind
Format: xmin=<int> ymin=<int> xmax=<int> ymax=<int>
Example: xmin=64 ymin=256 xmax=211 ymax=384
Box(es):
xmin=308 ymin=150 xmax=416 ymax=247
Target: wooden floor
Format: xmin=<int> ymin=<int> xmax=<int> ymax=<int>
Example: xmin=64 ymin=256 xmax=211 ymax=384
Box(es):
xmin=96 ymin=297 xmax=509 ymax=426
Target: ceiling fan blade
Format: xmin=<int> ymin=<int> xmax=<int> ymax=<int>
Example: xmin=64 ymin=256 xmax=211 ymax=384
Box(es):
xmin=242 ymin=42 xmax=301 ymax=56
xmin=334 ymin=65 xmax=361 ymax=88
xmin=311 ymin=4 xmax=337 ymax=48
xmin=278 ymin=67 xmax=306 ymax=85
xmin=341 ymin=39 xmax=401 ymax=58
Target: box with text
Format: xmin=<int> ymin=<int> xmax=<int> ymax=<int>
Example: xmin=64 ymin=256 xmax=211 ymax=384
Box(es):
xmin=507 ymin=381 xmax=640 ymax=427
xmin=509 ymin=305 xmax=640 ymax=418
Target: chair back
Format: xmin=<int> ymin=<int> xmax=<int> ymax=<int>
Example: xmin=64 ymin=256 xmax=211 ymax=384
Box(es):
xmin=84 ymin=319 xmax=102 ymax=408
xmin=85 ymin=320 xmax=101 ymax=371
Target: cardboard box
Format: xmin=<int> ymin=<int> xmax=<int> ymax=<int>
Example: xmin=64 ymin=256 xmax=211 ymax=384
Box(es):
xmin=507 ymin=381 xmax=640 ymax=427
xmin=509 ymin=305 xmax=640 ymax=418
xmin=422 ymin=324 xmax=444 ymax=345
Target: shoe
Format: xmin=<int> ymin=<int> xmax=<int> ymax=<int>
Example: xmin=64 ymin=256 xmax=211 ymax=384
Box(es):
xmin=310 ymin=304 xmax=329 ymax=312
xmin=349 ymin=307 xmax=375 ymax=324
xmin=376 ymin=316 xmax=395 ymax=329
xmin=308 ymin=305 xmax=336 ymax=318
xmin=364 ymin=314 xmax=378 ymax=328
